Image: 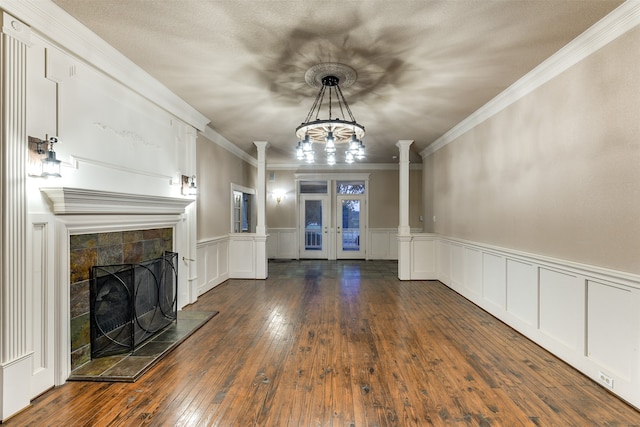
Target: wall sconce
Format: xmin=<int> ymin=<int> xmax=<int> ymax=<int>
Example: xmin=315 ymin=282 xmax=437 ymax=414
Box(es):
xmin=28 ymin=136 xmax=62 ymax=178
xmin=271 ymin=189 xmax=286 ymax=204
xmin=181 ymin=175 xmax=197 ymax=196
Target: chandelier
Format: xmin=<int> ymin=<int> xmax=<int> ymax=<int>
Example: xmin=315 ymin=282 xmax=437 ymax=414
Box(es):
xmin=295 ymin=63 xmax=365 ymax=165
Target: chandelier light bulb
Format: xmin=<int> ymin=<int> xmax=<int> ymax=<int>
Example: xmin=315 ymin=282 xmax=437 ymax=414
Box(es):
xmin=349 ymin=135 xmax=360 ymax=153
xmin=302 ymin=135 xmax=313 ymax=152
xmin=345 ymin=151 xmax=355 ymax=163
xmin=305 ymin=151 xmax=314 ymax=163
xmin=325 ymin=131 xmax=335 ymax=144
xmin=325 ymin=137 xmax=336 ymax=153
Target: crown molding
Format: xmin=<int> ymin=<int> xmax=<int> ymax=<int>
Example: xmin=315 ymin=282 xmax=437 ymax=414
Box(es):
xmin=267 ymin=162 xmax=423 ymax=171
xmin=421 ymin=0 xmax=640 ymax=158
xmin=0 ymin=0 xmax=209 ymax=131
xmin=40 ymin=187 xmax=193 ymax=215
xmin=200 ymin=126 xmax=258 ymax=167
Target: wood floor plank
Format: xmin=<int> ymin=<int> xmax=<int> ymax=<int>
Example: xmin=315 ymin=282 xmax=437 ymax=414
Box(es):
xmin=6 ymin=260 xmax=640 ymax=426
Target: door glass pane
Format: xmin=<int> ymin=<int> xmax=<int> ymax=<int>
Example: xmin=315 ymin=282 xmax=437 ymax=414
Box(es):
xmin=233 ymin=191 xmax=242 ymax=233
xmin=304 ymin=200 xmax=323 ymax=251
xmin=342 ymin=199 xmax=360 ymax=251
xmin=337 ymin=181 xmax=365 ymax=194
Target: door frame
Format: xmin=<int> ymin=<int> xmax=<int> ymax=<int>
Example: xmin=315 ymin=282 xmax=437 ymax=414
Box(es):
xmin=295 ymin=173 xmax=370 ymax=260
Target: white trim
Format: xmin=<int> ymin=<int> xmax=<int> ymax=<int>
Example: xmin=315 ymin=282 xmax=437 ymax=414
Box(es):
xmin=421 ymin=1 xmax=640 ymax=158
xmin=270 ymin=163 xmax=422 ymax=171
xmin=200 ymin=126 xmax=257 ymax=167
xmin=294 ymin=172 xmax=371 ymax=181
xmin=440 ymin=235 xmax=640 ymax=288
xmin=0 ymin=0 xmax=210 ymax=131
xmin=196 ymin=234 xmax=230 ymax=248
xmin=40 ymin=187 xmax=194 ymax=215
xmin=69 ymin=156 xmax=174 ymax=181
xmin=231 ymin=183 xmax=256 ymax=195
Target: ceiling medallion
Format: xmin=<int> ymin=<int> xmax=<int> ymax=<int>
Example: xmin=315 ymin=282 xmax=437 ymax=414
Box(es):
xmin=295 ymin=63 xmax=365 ymax=165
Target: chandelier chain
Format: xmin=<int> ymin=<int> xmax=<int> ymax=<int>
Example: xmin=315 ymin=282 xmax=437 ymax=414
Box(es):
xmin=305 ymin=84 xmax=325 ymax=124
xmin=335 ymin=85 xmax=356 ymax=122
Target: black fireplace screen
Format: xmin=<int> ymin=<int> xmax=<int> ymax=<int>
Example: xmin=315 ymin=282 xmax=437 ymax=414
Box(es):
xmin=90 ymin=251 xmax=178 ymax=358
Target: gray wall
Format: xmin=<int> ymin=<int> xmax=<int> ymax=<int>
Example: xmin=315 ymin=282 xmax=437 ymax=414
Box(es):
xmin=423 ymin=26 xmax=640 ymax=274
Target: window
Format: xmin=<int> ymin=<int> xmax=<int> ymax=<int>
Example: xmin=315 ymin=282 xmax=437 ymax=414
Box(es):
xmin=337 ymin=180 xmax=365 ymax=194
xmin=300 ymin=180 xmax=328 ymax=194
xmin=231 ymin=185 xmax=255 ymax=233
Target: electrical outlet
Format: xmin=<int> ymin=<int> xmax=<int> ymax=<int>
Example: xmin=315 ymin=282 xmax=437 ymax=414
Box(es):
xmin=598 ymin=371 xmax=614 ymax=389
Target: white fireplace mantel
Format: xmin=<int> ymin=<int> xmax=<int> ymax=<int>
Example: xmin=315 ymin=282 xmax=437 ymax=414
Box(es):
xmin=40 ymin=187 xmax=194 ymax=215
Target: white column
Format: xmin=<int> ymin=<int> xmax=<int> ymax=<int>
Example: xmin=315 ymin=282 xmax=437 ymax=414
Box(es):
xmin=253 ymin=141 xmax=269 ymax=279
xmin=184 ymin=126 xmax=198 ymax=306
xmin=396 ymin=140 xmax=413 ymax=280
xmin=0 ymin=12 xmax=33 ymax=421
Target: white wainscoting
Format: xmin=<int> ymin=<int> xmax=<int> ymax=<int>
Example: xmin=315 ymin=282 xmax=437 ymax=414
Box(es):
xmin=430 ymin=236 xmax=640 ymax=410
xmin=227 ymin=233 xmax=268 ymax=279
xmin=267 ymin=228 xmax=298 ymax=259
xmin=368 ymin=228 xmax=399 ymax=260
xmin=267 ymin=227 xmax=407 ymax=260
xmin=196 ymin=235 xmax=229 ymax=295
xmin=410 ymin=233 xmax=437 ymax=279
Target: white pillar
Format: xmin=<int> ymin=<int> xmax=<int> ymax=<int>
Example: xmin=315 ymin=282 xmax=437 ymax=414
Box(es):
xmin=184 ymin=126 xmax=198 ymax=306
xmin=253 ymin=141 xmax=269 ymax=279
xmin=0 ymin=11 xmax=33 ymax=421
xmin=396 ymin=140 xmax=413 ymax=280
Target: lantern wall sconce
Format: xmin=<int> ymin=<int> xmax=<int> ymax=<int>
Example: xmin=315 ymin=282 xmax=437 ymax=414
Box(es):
xmin=181 ymin=175 xmax=197 ymax=196
xmin=28 ymin=135 xmax=62 ymax=178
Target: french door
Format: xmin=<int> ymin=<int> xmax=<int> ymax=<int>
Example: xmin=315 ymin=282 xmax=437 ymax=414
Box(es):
xmin=297 ymin=175 xmax=368 ymax=260
xmin=336 ymin=195 xmax=365 ymax=259
xmin=299 ymin=195 xmax=329 ymax=259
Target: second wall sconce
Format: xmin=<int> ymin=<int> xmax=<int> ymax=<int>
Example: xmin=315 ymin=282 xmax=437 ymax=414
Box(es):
xmin=28 ymin=136 xmax=62 ymax=178
xmin=181 ymin=175 xmax=197 ymax=196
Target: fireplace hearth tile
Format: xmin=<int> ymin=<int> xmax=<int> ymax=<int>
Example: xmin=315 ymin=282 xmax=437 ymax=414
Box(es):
xmin=68 ymin=310 xmax=218 ymax=382
xmin=102 ymin=356 xmax=156 ymax=379
xmin=132 ymin=341 xmax=172 ymax=357
xmin=71 ymin=355 xmax=126 ymax=377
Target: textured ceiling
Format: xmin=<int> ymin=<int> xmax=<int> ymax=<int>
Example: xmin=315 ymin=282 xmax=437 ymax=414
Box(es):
xmin=52 ymin=0 xmax=623 ymax=165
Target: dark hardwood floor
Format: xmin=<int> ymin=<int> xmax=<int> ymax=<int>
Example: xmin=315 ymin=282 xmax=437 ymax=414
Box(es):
xmin=6 ymin=260 xmax=640 ymax=426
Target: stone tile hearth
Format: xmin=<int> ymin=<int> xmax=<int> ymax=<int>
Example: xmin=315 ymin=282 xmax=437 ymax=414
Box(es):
xmin=68 ymin=310 xmax=218 ymax=382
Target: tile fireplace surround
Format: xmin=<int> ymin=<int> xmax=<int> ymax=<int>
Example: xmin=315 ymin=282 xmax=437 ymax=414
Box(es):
xmin=69 ymin=228 xmax=173 ymax=371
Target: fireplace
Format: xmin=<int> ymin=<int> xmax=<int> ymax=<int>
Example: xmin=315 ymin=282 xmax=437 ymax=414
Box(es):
xmin=90 ymin=251 xmax=178 ymax=358
xmin=70 ymin=228 xmax=175 ymax=370
xmin=39 ymin=187 xmax=195 ymax=384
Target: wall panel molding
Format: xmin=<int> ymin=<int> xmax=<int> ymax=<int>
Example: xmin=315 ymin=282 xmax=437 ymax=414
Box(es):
xmin=196 ymin=235 xmax=229 ymax=295
xmin=0 ymin=0 xmax=209 ymax=131
xmin=267 ymin=228 xmax=297 ymax=259
xmin=429 ymin=234 xmax=640 ymax=410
